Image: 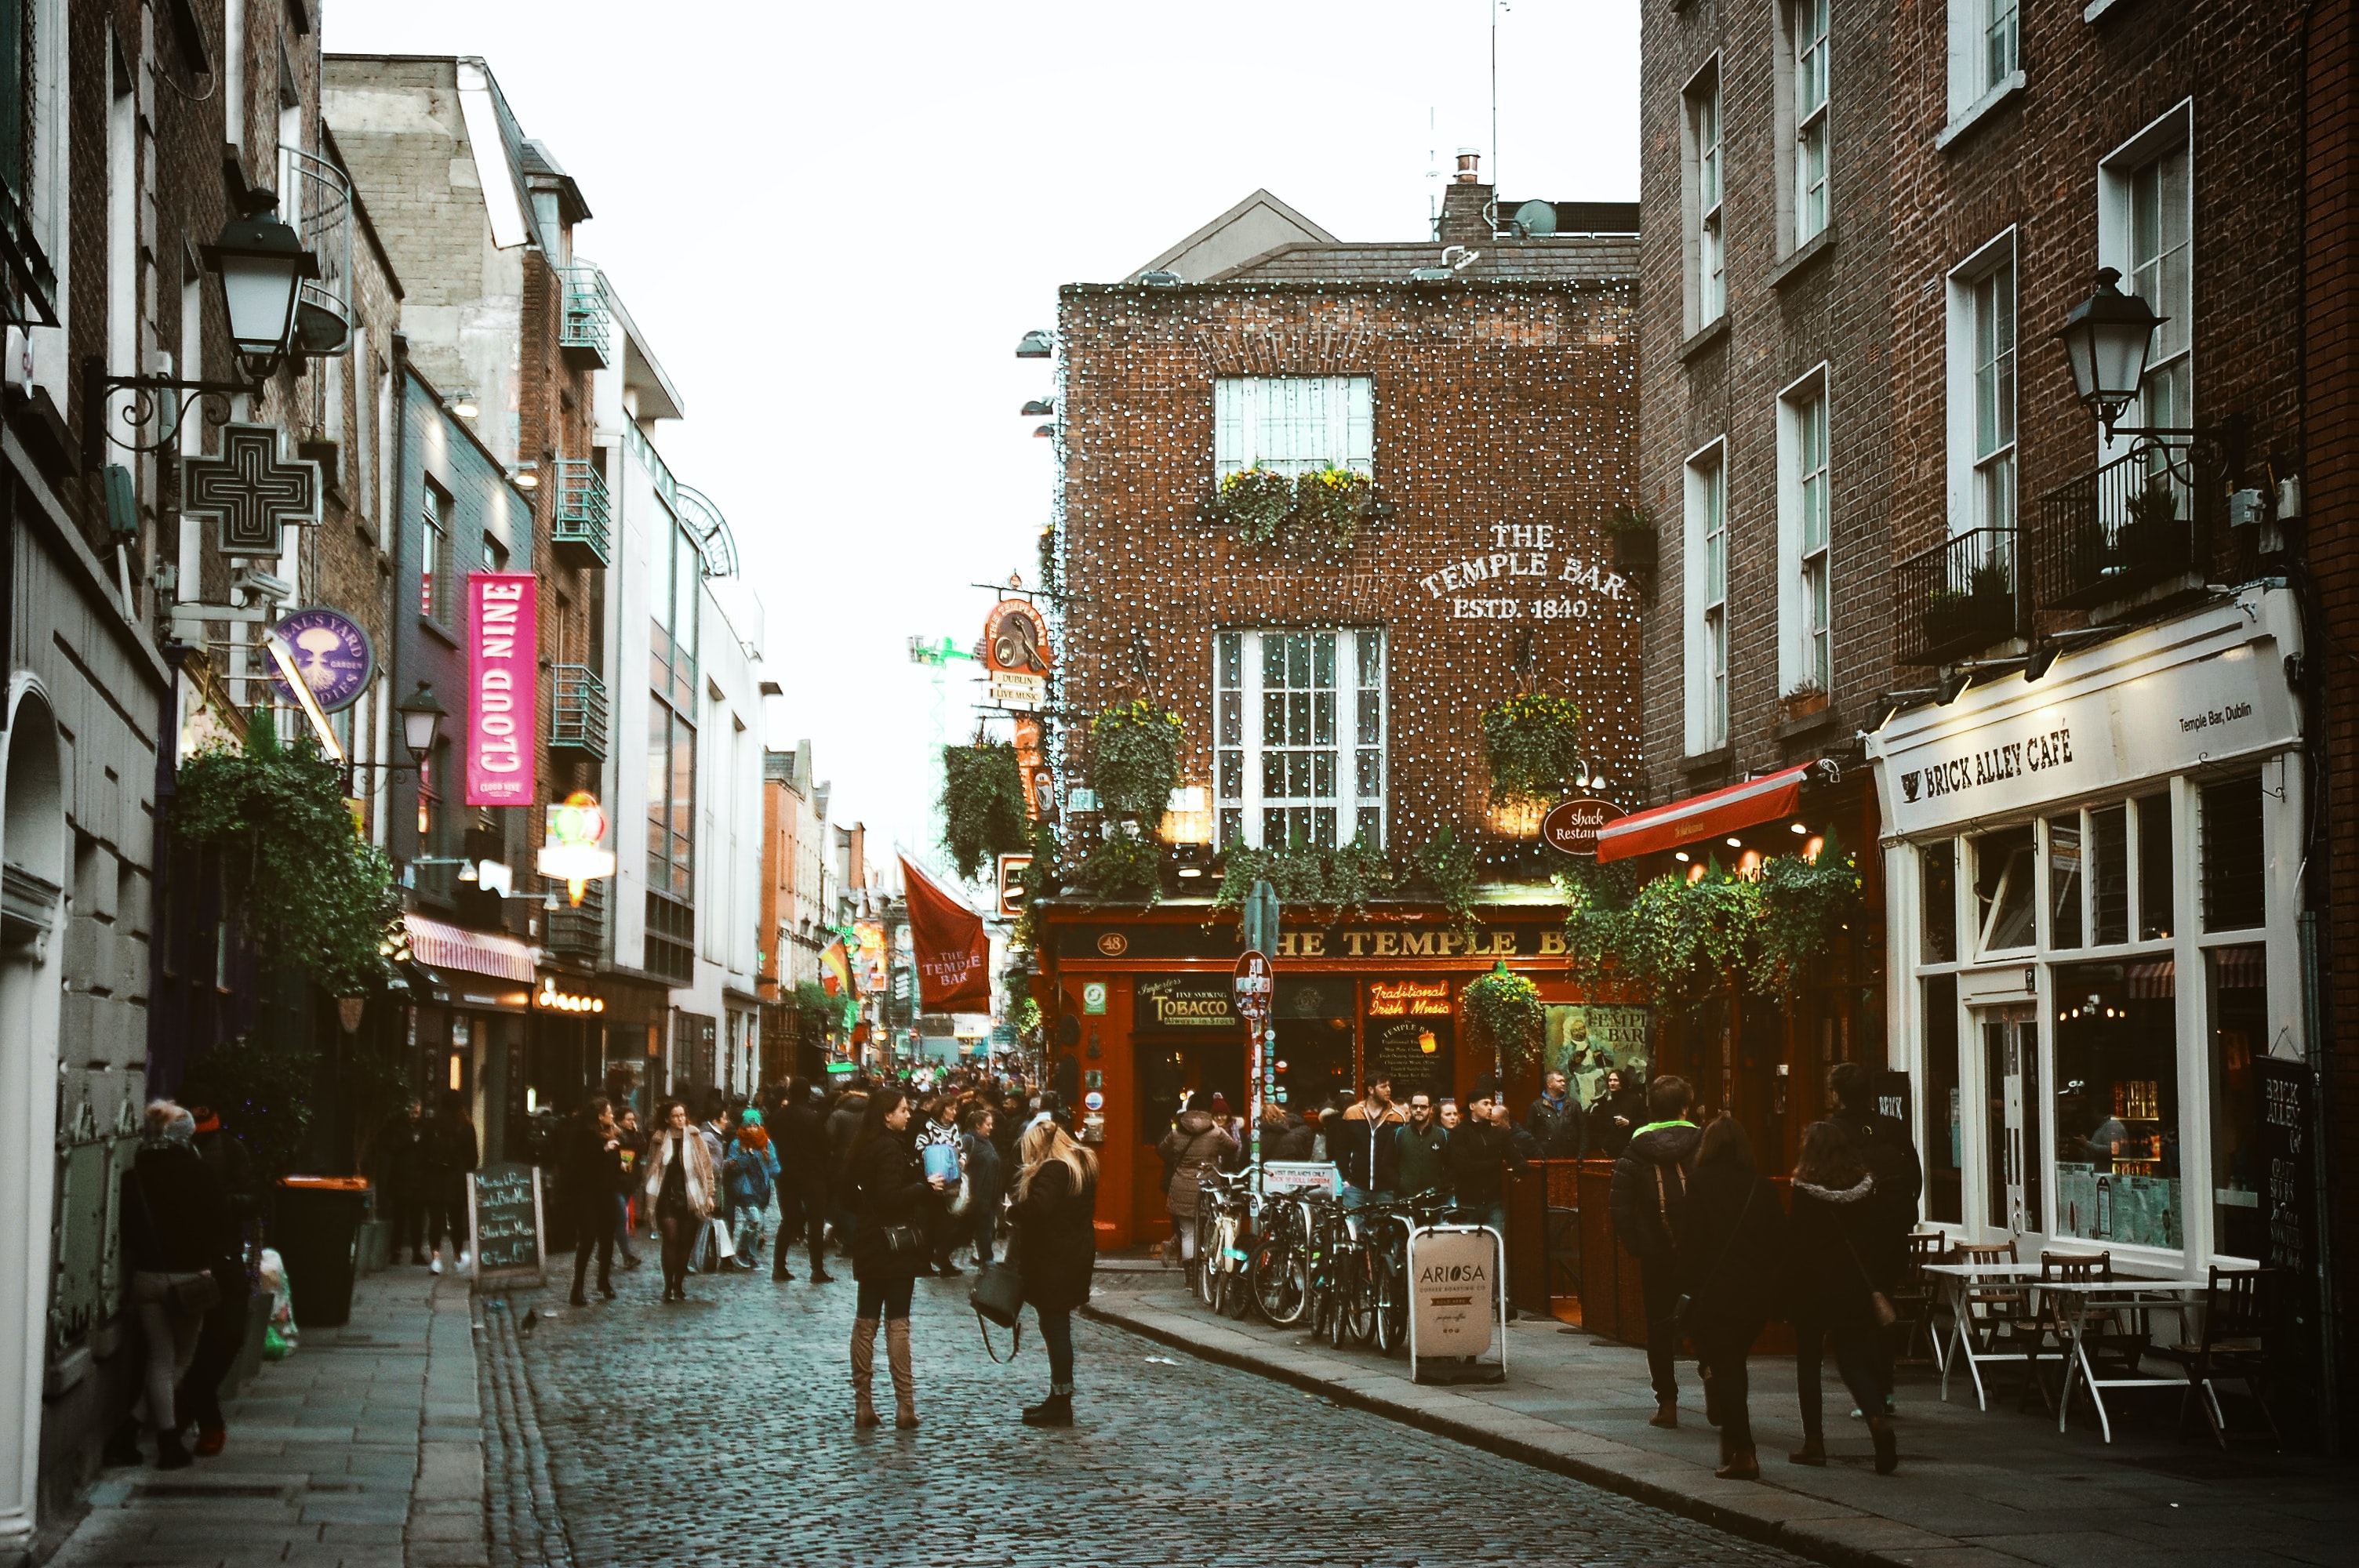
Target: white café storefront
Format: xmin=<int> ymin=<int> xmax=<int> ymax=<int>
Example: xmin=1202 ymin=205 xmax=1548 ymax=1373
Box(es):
xmin=1867 ymin=586 xmax=2305 ymax=1274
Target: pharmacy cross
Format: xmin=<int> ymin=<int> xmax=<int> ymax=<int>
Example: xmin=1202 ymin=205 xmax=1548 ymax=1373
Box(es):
xmin=182 ymin=423 xmax=321 ymax=557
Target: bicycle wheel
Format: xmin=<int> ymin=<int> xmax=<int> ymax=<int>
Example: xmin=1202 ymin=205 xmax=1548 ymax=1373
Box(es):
xmin=1216 ymin=1242 xmax=1252 ymax=1320
xmin=1343 ymin=1247 xmax=1379 ymax=1345
xmin=1253 ymin=1208 xmax=1310 ymax=1326
xmin=1373 ymin=1250 xmax=1408 ymax=1354
xmin=1190 ymin=1210 xmax=1215 ymax=1306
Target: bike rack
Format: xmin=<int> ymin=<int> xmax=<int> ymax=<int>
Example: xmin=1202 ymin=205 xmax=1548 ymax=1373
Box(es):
xmin=1406 ymin=1222 xmax=1508 ymax=1385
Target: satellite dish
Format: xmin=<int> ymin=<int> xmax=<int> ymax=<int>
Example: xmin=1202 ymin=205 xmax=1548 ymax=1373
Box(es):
xmin=1514 ymin=199 xmax=1558 ymax=236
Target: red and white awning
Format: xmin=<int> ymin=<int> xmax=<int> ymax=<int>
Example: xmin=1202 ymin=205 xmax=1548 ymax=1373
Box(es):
xmin=404 ymin=913 xmax=536 ymax=983
xmin=1595 ymin=765 xmax=1811 ymax=864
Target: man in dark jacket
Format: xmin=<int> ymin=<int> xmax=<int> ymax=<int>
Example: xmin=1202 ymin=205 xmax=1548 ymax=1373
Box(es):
xmin=773 ymin=1081 xmax=835 ymax=1282
xmin=1441 ymin=1076 xmax=1528 ymax=1236
xmin=1393 ymin=1090 xmax=1451 ymax=1201
xmin=1525 ymin=1070 xmax=1585 ymax=1159
xmin=1825 ymin=1060 xmax=1923 ymax=1413
xmin=1332 ymin=1072 xmax=1404 ymax=1203
xmin=173 ymin=1084 xmax=255 ymax=1458
xmin=823 ymin=1084 xmax=871 ymax=1249
xmin=376 ymin=1099 xmax=430 ymax=1264
xmin=1607 ymin=1074 xmax=1703 ymax=1427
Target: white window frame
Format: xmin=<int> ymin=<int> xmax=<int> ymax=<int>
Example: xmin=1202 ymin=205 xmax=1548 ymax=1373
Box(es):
xmin=1777 ymin=368 xmax=1833 ymax=697
xmin=1944 ymin=229 xmax=2018 ymax=538
xmin=1779 ymin=0 xmax=1831 ymax=252
xmin=1212 ymin=376 xmax=1372 ymax=479
xmin=1213 ymin=627 xmax=1385 ymax=851
xmin=2098 ymin=100 xmax=2194 ymax=470
xmin=1945 ymin=0 xmax=2023 ymax=126
xmin=1681 ymin=57 xmax=1725 ymax=336
xmin=1684 ymin=442 xmax=1729 ymax=753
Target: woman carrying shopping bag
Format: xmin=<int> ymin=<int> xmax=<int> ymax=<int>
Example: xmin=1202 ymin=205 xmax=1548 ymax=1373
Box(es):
xmin=642 ymin=1099 xmax=718 ymax=1301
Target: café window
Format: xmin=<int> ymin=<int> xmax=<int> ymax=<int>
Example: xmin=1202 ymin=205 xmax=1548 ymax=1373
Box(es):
xmin=2200 ymin=772 xmax=2265 ymax=932
xmin=2206 ymin=944 xmax=2266 ymax=1259
xmin=1970 ymin=823 xmax=2036 ymax=953
xmin=2136 ymin=792 xmax=2175 ymax=940
xmin=1920 ymin=840 xmax=1957 ymax=963
xmin=1922 ymin=975 xmax=1963 ymax=1223
xmin=2053 ymin=960 xmax=2182 ymax=1250
xmin=1213 ymin=627 xmax=1384 ymax=851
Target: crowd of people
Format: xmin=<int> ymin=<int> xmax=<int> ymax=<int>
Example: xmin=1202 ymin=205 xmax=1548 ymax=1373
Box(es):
xmin=1607 ymin=1062 xmax=1923 ymax=1481
xmin=554 ymin=1066 xmax=1098 ymax=1428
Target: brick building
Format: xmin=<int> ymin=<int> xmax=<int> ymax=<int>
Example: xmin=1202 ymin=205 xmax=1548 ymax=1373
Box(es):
xmin=759 ymin=740 xmax=834 ymax=1080
xmin=1641 ymin=0 xmax=2343 ymax=1432
xmin=1030 ymin=170 xmax=1645 ymax=1250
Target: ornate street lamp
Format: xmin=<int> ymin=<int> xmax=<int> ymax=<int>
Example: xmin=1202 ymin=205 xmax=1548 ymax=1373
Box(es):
xmin=200 ymin=191 xmax=319 ymax=379
xmin=396 ymin=681 xmax=448 ymax=764
xmin=2055 ymin=268 xmax=2163 ymax=441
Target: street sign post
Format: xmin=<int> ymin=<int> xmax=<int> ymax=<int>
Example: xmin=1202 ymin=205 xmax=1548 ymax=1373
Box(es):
xmin=1233 ymin=949 xmax=1274 ymax=1180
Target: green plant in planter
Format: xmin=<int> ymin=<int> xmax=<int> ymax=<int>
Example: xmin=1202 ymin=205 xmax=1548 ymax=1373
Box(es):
xmin=191 ymin=1031 xmax=320 ymax=1183
xmin=1082 ymin=829 xmax=1163 ymax=903
xmin=2114 ymin=482 xmax=2183 ymax=571
xmin=1211 ymin=466 xmax=1296 ymax=545
xmin=939 ymin=740 xmax=1030 ymax=880
xmin=174 ymin=719 xmax=401 ymax=997
xmin=1088 ymin=699 xmax=1184 ymax=822
xmin=1968 ymin=559 xmax=2012 ymax=602
xmin=1463 ymin=963 xmax=1544 ymax=1073
xmin=1481 ymin=693 xmax=1586 ymax=809
xmin=1293 ymin=466 xmax=1372 ymax=550
xmin=1748 ymin=829 xmax=1863 ymax=995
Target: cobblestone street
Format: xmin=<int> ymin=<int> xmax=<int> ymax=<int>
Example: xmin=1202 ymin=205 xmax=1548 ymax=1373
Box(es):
xmin=514 ymin=1258 xmax=1807 ymax=1568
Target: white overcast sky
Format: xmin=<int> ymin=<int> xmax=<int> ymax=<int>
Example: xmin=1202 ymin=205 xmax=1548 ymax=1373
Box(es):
xmin=328 ymin=0 xmax=1639 ymax=880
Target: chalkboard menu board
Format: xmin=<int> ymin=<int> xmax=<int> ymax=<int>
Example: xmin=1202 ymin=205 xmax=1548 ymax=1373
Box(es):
xmin=2257 ymin=1058 xmax=2314 ymax=1275
xmin=1367 ymin=1015 xmax=1454 ymax=1101
xmin=467 ymin=1161 xmax=546 ymax=1285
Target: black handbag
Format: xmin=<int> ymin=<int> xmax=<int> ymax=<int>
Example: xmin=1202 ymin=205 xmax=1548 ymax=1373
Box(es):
xmin=970 ymin=1262 xmax=1025 ymax=1363
xmin=878 ymin=1223 xmax=927 ymax=1258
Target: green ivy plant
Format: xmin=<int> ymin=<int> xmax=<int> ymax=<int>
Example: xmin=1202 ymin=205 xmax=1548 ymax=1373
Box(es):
xmin=1081 ymin=829 xmax=1163 ymax=904
xmin=1463 ymin=963 xmax=1545 ymax=1073
xmin=1209 ymin=466 xmax=1296 ymax=545
xmin=1561 ymin=837 xmax=1863 ymax=1004
xmin=1294 ymin=466 xmax=1373 ymax=550
xmin=1748 ymin=829 xmax=1863 ymax=994
xmin=1089 ymin=699 xmax=1183 ymax=821
xmin=173 ymin=720 xmax=401 ymax=997
xmin=1481 ymin=693 xmax=1587 ymax=809
xmin=940 ymin=740 xmax=1030 ymax=880
xmin=1416 ymin=826 xmax=1481 ymax=936
xmin=1213 ymin=832 xmax=1399 ymax=919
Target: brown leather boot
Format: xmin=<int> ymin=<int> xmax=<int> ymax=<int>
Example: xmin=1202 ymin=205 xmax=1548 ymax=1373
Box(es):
xmin=849 ymin=1316 xmax=880 ymax=1428
xmin=885 ymin=1317 xmax=918 ymax=1428
xmin=1789 ymin=1434 xmax=1827 ymax=1466
xmin=1714 ymin=1447 xmax=1760 ymax=1480
xmin=1648 ymin=1401 xmax=1678 ymax=1429
xmin=1868 ymin=1414 xmax=1899 ymax=1474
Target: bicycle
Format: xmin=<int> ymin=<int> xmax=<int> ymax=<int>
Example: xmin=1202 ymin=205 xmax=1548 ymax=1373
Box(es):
xmin=1193 ymin=1169 xmax=1256 ymax=1320
xmin=1323 ymin=1199 xmax=1381 ymax=1348
xmin=1368 ymin=1189 xmax=1455 ymax=1356
xmin=1251 ymin=1189 xmax=1314 ymax=1327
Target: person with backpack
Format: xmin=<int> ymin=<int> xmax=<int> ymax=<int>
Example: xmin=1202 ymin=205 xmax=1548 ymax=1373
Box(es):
xmin=1677 ymin=1116 xmax=1787 ymax=1480
xmin=1823 ymin=1061 xmax=1922 ymax=1414
xmin=1607 ymin=1074 xmax=1703 ymax=1428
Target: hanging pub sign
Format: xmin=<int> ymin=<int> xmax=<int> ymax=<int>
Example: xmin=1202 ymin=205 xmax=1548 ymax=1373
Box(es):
xmin=267 ymin=607 xmax=373 ymax=713
xmin=1541 ymin=797 xmax=1625 ymax=856
xmin=902 ymin=856 xmax=991 ymax=1011
xmin=466 ymin=573 xmax=537 ymax=806
xmin=1014 ymin=713 xmax=1051 ymax=818
xmin=536 ymin=791 xmax=616 ymax=906
xmin=983 ymin=597 xmax=1052 ymax=712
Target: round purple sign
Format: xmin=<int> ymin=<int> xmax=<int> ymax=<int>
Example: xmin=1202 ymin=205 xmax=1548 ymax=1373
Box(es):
xmin=270 ymin=608 xmax=375 ymax=713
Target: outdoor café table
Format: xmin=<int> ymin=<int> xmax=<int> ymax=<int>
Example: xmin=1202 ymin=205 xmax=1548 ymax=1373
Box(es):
xmin=2043 ymin=1275 xmax=2208 ymax=1443
xmin=1925 ymin=1261 xmax=2045 ymax=1411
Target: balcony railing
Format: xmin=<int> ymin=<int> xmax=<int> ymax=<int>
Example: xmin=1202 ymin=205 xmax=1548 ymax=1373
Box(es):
xmin=544 ymin=878 xmax=606 ymax=963
xmin=552 ymin=459 xmax=611 ymax=568
xmin=2032 ymin=448 xmax=2211 ymax=611
xmin=550 ymin=664 xmax=609 ymax=763
xmin=559 ymin=267 xmax=611 ymax=368
xmin=284 ymin=148 xmax=354 ymax=357
xmin=1894 ymin=526 xmax=2022 ymax=666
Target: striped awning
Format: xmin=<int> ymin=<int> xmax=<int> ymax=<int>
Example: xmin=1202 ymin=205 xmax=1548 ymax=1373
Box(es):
xmin=1596 ymin=765 xmax=1811 ymax=863
xmin=2209 ymin=946 xmax=2268 ymax=990
xmin=2125 ymin=960 xmax=2176 ymax=1000
xmin=404 ymin=913 xmax=536 ymax=984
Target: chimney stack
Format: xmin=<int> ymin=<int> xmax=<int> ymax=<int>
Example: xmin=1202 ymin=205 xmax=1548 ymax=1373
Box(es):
xmin=1455 ymin=147 xmax=1482 ymax=183
xmin=1439 ymin=150 xmax=1493 ymax=244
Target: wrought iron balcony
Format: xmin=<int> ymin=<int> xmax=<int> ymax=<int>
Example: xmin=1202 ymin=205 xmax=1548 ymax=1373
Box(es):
xmin=1894 ymin=526 xmax=2022 ymax=666
xmin=2031 ymin=448 xmax=2212 ymax=612
xmin=544 ymin=878 xmax=606 ymax=963
xmin=552 ymin=459 xmax=611 ymax=568
xmin=285 ymin=148 xmax=354 ymax=357
xmin=559 ymin=267 xmax=611 ymax=368
xmin=550 ymin=664 xmax=609 ymax=763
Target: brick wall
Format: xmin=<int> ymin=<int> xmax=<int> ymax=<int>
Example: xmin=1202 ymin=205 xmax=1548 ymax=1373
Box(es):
xmin=1054 ymin=274 xmax=1640 ymax=864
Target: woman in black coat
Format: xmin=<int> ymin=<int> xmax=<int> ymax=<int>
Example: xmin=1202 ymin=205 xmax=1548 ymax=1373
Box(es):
xmin=1787 ymin=1120 xmax=1899 ymax=1474
xmin=119 ymin=1103 xmax=235 ymax=1469
xmin=1675 ymin=1116 xmax=1787 ymax=1481
xmin=846 ymin=1089 xmax=946 ymax=1429
xmin=1008 ymin=1117 xmax=1100 ymax=1428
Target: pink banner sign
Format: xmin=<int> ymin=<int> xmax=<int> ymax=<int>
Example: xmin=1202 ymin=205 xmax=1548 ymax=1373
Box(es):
xmin=466 ymin=572 xmax=537 ymax=806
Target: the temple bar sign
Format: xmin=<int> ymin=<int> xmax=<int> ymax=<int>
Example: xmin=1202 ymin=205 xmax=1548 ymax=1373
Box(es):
xmin=1056 ymin=921 xmax=1569 ymax=963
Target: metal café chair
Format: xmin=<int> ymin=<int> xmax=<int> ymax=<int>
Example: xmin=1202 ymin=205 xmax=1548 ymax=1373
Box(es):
xmin=1896 ymin=1232 xmax=1950 ymax=1369
xmin=2150 ymin=1265 xmax=2281 ymax=1451
xmin=1944 ymin=1239 xmax=2039 ymax=1410
xmin=2023 ymin=1250 xmax=2143 ymax=1414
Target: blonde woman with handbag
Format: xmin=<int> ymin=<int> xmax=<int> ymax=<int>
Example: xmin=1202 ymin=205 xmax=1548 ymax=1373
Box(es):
xmin=643 ymin=1099 xmax=718 ymax=1302
xmin=118 ymin=1103 xmax=234 ymax=1469
xmin=1008 ymin=1118 xmax=1099 ymax=1428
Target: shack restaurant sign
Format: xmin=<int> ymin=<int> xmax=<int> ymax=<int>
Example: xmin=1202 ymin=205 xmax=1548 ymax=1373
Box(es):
xmin=1541 ymin=797 xmax=1623 ymax=855
xmin=1872 ymin=604 xmax=2302 ymax=839
xmin=467 ymin=574 xmax=537 ymax=806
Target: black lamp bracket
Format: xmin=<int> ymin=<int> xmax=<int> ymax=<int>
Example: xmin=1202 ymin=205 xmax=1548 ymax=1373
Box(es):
xmin=2097 ymin=420 xmax=2242 ymax=490
xmin=80 ymin=354 xmax=258 ymax=468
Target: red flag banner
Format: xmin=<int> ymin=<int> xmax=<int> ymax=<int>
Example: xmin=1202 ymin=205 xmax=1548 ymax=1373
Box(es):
xmin=901 ymin=856 xmax=991 ymax=1013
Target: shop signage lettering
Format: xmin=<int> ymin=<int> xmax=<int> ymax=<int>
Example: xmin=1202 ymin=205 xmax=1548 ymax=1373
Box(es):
xmin=267 ymin=607 xmax=373 ymax=713
xmin=1542 ymin=797 xmax=1623 ymax=855
xmin=1906 ymin=726 xmax=2076 ymax=804
xmin=1135 ymin=976 xmax=1238 ymax=1030
xmin=1417 ymin=524 xmax=1629 ymax=623
xmin=1056 ymin=920 xmax=1569 ymax=962
xmin=466 ymin=573 xmax=537 ymax=806
xmin=1369 ymin=980 xmax=1453 ymax=1018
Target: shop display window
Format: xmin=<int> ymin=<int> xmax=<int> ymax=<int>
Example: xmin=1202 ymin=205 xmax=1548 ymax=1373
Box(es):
xmin=1921 ymin=841 xmax=1957 ymax=963
xmin=1972 ymin=824 xmax=2037 ymax=953
xmin=2053 ymin=961 xmax=2182 ymax=1249
xmin=2205 ymin=944 xmax=2266 ymax=1259
xmin=1270 ymin=1014 xmax=1354 ymax=1112
xmin=2047 ymin=815 xmax=2083 ymax=949
xmin=1923 ymin=975 xmax=1963 ymax=1223
xmin=2136 ymin=793 xmax=2175 ymax=941
xmin=2090 ymin=803 xmax=2129 ymax=945
xmin=2201 ymin=773 xmax=2266 ymax=933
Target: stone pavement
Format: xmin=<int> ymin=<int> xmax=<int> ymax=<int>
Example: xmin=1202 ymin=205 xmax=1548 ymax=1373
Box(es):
xmin=1089 ymin=1276 xmax=2356 ymax=1568
xmin=511 ymin=1247 xmax=1813 ymax=1568
xmin=44 ymin=1269 xmax=491 ymax=1568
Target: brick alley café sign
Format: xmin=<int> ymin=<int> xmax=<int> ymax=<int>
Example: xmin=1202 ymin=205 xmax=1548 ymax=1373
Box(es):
xmin=467 ymin=573 xmax=537 ymax=807
xmin=1415 ymin=522 xmax=1630 ymax=625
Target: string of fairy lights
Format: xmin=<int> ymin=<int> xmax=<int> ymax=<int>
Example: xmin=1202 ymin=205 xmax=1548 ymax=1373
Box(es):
xmin=1033 ymin=265 xmax=1645 ymax=877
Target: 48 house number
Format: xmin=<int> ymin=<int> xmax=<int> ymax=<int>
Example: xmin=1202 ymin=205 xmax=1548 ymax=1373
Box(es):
xmin=1417 ymin=524 xmax=1630 ymax=622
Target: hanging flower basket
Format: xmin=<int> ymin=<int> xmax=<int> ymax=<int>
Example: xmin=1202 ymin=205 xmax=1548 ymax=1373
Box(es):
xmin=1294 ymin=466 xmax=1373 ymax=550
xmin=1209 ymin=466 xmax=1296 ymax=545
xmin=940 ymin=740 xmax=1030 ymax=880
xmin=1481 ymin=692 xmax=1587 ymax=811
xmin=1089 ymin=699 xmax=1184 ymax=822
xmin=1606 ymin=507 xmax=1657 ymax=574
xmin=1463 ymin=964 xmax=1544 ymax=1073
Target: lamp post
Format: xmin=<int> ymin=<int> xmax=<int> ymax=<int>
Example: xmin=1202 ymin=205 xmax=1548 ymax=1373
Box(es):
xmin=2054 ymin=267 xmax=2234 ymax=477
xmin=396 ymin=681 xmax=448 ymax=764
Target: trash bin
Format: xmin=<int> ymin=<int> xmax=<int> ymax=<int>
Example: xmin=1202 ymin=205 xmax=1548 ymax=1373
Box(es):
xmin=273 ymin=1177 xmax=372 ymax=1328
